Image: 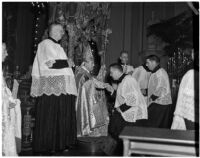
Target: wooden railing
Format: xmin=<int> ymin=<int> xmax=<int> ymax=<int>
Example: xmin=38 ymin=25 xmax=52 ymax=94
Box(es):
xmin=120 ymin=126 xmax=197 ymax=156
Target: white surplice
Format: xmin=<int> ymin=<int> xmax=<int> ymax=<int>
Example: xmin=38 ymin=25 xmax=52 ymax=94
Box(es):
xmin=115 ymin=75 xmax=148 ymax=122
xmin=148 ymin=68 xmax=172 ymax=106
xmin=31 ymin=39 xmax=77 ymax=97
xmin=132 ymin=65 xmax=151 ymax=103
xmin=171 ymin=69 xmax=195 ymax=130
xmin=2 ymin=78 xmax=21 ymax=156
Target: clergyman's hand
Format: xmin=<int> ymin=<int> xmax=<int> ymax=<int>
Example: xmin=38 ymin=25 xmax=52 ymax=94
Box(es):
xmin=68 ymin=58 xmax=75 ymax=68
xmin=105 ymin=83 xmax=114 ymax=94
xmin=116 ymin=107 xmax=121 ymax=113
xmin=112 ymin=83 xmax=118 ymax=90
xmin=123 ymin=65 xmax=127 ymax=74
xmin=141 ymin=89 xmax=147 ymax=96
xmin=45 ymin=60 xmax=55 ymax=68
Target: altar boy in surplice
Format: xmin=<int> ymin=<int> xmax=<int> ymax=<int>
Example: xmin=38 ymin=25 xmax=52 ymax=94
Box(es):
xmin=106 ymin=63 xmax=148 ymax=140
xmin=146 ymin=55 xmax=172 ymax=128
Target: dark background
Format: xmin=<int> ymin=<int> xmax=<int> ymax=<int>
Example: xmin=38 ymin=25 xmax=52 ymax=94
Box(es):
xmin=2 ymin=2 xmax=199 ymax=73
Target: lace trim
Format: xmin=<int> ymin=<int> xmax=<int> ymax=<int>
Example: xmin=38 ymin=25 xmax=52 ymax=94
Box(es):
xmin=171 ymin=115 xmax=186 ymax=130
xmin=136 ymin=106 xmax=147 ymax=120
xmin=31 ymin=75 xmax=77 ymax=97
xmin=121 ymin=105 xmax=147 ymax=123
xmin=125 ymin=92 xmax=136 ymax=106
xmin=174 ymin=93 xmax=194 ymax=122
xmin=155 ymin=93 xmax=172 ymax=105
xmin=154 ymin=87 xmax=167 ymax=97
xmin=121 ymin=107 xmax=138 ymax=122
xmin=149 ymin=86 xmax=172 ymax=105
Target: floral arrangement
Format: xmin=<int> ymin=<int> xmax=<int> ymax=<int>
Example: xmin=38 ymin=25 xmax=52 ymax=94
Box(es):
xmin=66 ymin=3 xmax=112 ymax=60
xmin=49 ymin=2 xmax=112 ymax=63
xmin=147 ymin=10 xmax=193 ymax=57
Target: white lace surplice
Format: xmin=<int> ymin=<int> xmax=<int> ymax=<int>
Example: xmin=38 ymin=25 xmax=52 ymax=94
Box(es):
xmin=132 ymin=66 xmax=151 ymax=90
xmin=148 ymin=68 xmax=172 ymax=106
xmin=2 ymin=79 xmax=20 ymax=156
xmin=132 ymin=66 xmax=151 ymax=104
xmin=115 ymin=75 xmax=148 ymax=122
xmin=171 ymin=70 xmax=195 ymax=130
xmin=31 ymin=39 xmax=77 ymax=97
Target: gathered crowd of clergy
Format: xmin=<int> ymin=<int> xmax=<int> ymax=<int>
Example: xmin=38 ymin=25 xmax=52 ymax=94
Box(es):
xmin=2 ymin=23 xmax=197 ymax=156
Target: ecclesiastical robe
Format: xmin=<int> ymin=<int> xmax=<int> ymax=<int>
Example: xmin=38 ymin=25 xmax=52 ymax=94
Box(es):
xmin=147 ymin=66 xmax=172 ymax=128
xmin=109 ymin=74 xmax=148 ymax=139
xmin=171 ymin=69 xmax=198 ymax=130
xmin=75 ymin=66 xmax=109 ymax=137
xmin=2 ymin=78 xmax=21 ymax=156
xmin=132 ymin=64 xmax=151 ymax=103
xmin=31 ymin=37 xmax=77 ymax=153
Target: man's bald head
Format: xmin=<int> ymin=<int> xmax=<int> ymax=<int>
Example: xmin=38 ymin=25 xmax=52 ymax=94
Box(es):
xmin=109 ymin=63 xmax=124 ymax=80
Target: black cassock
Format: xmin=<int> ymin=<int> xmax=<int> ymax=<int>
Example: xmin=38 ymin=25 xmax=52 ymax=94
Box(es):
xmin=33 ymin=59 xmax=77 ymax=153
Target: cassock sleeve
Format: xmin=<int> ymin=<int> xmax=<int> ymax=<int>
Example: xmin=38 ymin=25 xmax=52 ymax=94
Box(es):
xmin=173 ymin=70 xmax=195 ymax=123
xmin=92 ymin=78 xmax=106 ymax=89
xmin=116 ymin=76 xmax=148 ymax=122
xmin=50 ymin=60 xmax=69 ymax=69
xmin=117 ymin=77 xmax=139 ymax=107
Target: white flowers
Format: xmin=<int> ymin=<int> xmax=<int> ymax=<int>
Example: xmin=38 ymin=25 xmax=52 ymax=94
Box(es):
xmin=66 ymin=24 xmax=74 ymax=37
xmin=102 ymin=28 xmax=112 ymax=45
xmin=102 ymin=28 xmax=112 ymax=36
xmin=64 ymin=2 xmax=112 ymax=58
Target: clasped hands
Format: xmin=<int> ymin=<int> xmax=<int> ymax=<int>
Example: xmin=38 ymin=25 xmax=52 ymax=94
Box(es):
xmin=45 ymin=58 xmax=75 ymax=68
xmin=104 ymin=83 xmax=115 ymax=94
xmin=67 ymin=58 xmax=75 ymax=67
xmin=45 ymin=60 xmax=55 ymax=68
